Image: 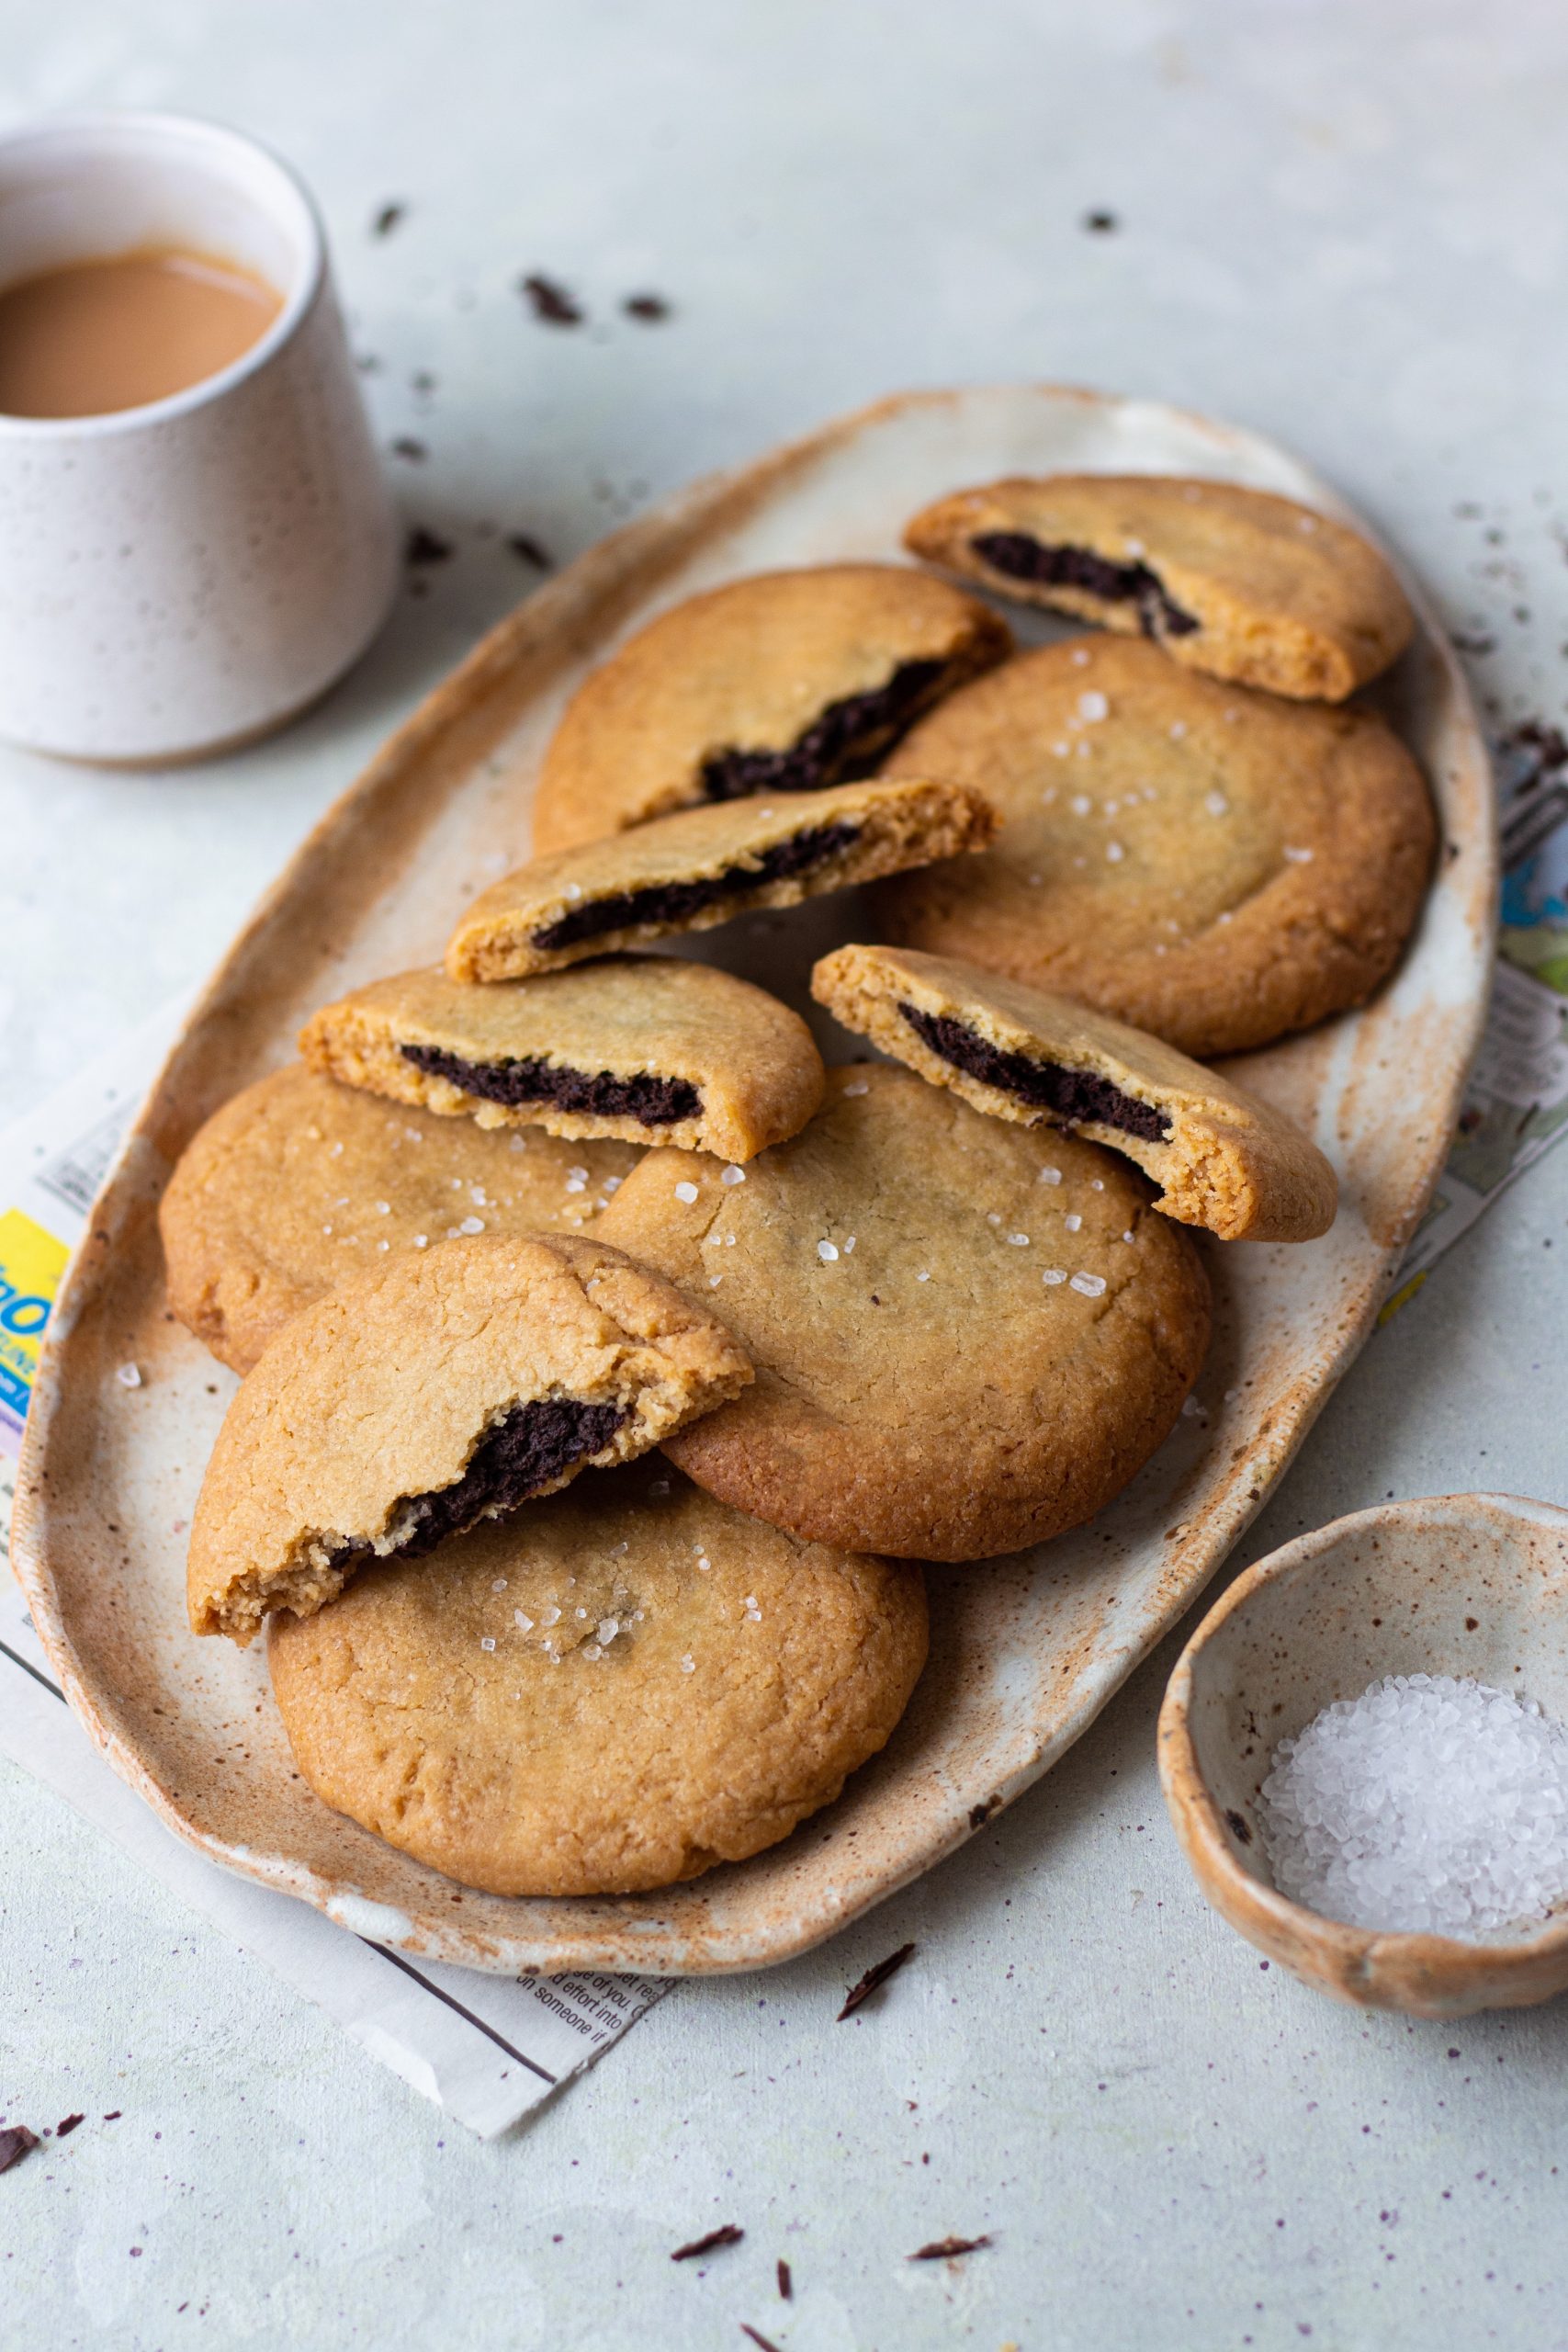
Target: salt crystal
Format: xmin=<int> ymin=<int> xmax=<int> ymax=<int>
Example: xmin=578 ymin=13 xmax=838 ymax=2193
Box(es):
xmin=597 ymin=1618 xmax=619 ymax=1645
xmin=378 ymin=1239 xmax=389 ymax=1251
xmin=1008 ymin=1233 xmax=1030 ymax=1247
xmin=1205 ymin=791 xmax=1229 ymax=818
xmin=1259 ymin=1675 xmax=1568 ymax=1939
xmin=721 ymin=1164 xmax=746 ymax=1185
xmin=916 ymin=1270 xmax=931 ymax=1283
xmin=843 ymin=1236 xmax=857 ymax=1253
xmin=818 ymin=1239 xmax=839 ymax=1261
xmin=603 ymin=1173 xmax=622 ymax=1193
xmin=1283 ymin=845 xmax=1315 ymax=864
xmin=116 ymin=1363 xmax=141 ymax=1389
xmin=1064 ymin=1212 xmax=1083 ymax=1232
xmin=564 ymin=882 xmax=583 ymax=900
xmin=680 ymin=1654 xmax=696 ymax=1674
xmin=458 ymin=1216 xmax=485 ymax=1235
xmin=1070 ymin=794 xmax=1092 ymax=817
xmin=376 ymin=1200 xmax=391 ymax=1215
xmin=1038 ymin=1165 xmax=1062 ymax=1186
xmin=842 ymin=1080 xmax=870 ymax=1097
xmin=480 ymin=1636 xmax=496 ymax=1652
xmin=491 ymin=1577 xmax=508 ymax=1591
xmin=1070 ymin=647 xmax=1090 ymax=667
xmin=514 ymin=1610 xmax=534 ymax=1632
xmin=674 ymin=1181 xmax=699 ymax=1204
xmin=1042 ymin=1269 xmax=1067 ymax=1285
xmin=1070 ymin=1272 xmax=1107 ymax=1296
xmin=1106 ymin=842 xmax=1125 ymax=863
xmin=1169 ymin=721 xmax=1188 ymax=741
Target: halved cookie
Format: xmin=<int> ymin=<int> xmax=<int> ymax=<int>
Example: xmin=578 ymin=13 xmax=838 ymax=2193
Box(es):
xmin=812 ymin=944 xmax=1336 ymax=1243
xmin=269 ymin=1457 xmax=928 ymax=1896
xmin=905 ymin=475 xmax=1413 ymax=701
xmin=530 ymin=562 xmax=1010 ymax=853
xmin=446 ymin=776 xmax=998 ymax=982
xmin=299 ymin=958 xmax=824 ymax=1162
xmin=187 ymin=1233 xmax=751 ymax=1644
xmin=874 ymin=638 xmax=1434 ymax=1057
xmin=597 ymin=1063 xmax=1210 ymax=1562
xmin=159 ymin=1064 xmax=642 ymax=1374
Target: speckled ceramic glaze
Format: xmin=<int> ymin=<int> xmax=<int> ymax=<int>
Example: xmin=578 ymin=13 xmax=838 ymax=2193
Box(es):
xmin=0 ymin=111 xmax=397 ymax=762
xmin=13 ymin=386 xmax=1496 ymax=1975
xmin=1160 ymin=1493 xmax=1568 ymax=2016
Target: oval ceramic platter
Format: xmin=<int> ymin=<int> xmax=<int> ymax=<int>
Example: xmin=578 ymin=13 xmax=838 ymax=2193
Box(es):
xmin=14 ymin=386 xmax=1496 ymax=1976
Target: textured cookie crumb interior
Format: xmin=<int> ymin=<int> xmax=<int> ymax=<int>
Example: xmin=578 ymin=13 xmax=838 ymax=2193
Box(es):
xmin=529 ymin=819 xmax=861 ymax=949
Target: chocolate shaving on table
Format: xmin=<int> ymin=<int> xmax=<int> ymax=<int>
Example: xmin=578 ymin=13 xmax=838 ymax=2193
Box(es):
xmin=740 ymin=2328 xmax=783 ymax=2352
xmin=102 ymin=2111 xmax=121 ymax=2122
xmin=54 ymin=2114 xmax=85 ymax=2139
xmin=837 ymin=1940 xmax=916 ymax=2018
xmin=521 ymin=272 xmax=583 ymax=326
xmin=372 ymin=201 xmax=405 ymax=238
xmin=405 ymin=526 xmax=454 ymax=567
xmin=507 ymin=534 xmax=553 ymax=569
xmin=776 ymin=2256 xmax=792 ymax=2299
xmin=671 ymin=2223 xmax=743 ymax=2262
xmin=624 ymin=292 xmax=671 ymax=321
xmin=1082 ymin=208 xmax=1119 ymax=232
xmin=0 ymin=2125 xmax=39 ymax=2174
xmin=908 ymin=2234 xmax=992 ymax=2260
xmin=390 ymin=437 xmax=427 ymax=462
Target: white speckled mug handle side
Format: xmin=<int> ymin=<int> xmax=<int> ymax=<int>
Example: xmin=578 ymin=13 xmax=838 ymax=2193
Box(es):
xmin=0 ymin=110 xmax=399 ymax=764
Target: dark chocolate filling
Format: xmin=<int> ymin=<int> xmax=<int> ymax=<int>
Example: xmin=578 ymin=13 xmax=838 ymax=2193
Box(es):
xmin=529 ymin=819 xmax=862 ymax=951
xmin=400 ymin=1042 xmax=698 ymax=1125
xmin=899 ymin=1003 xmax=1171 ymax=1142
xmin=333 ymin=1396 xmax=630 ymax=1570
xmin=700 ymin=659 xmax=946 ymax=802
xmin=969 ymin=532 xmax=1200 ymax=639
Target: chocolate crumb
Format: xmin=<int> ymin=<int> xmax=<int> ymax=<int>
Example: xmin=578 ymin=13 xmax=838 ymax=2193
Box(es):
xmin=391 ymin=437 xmax=427 ymax=463
xmin=411 ymin=369 xmax=437 ymax=396
xmin=838 ymin=1939 xmax=916 ymax=2019
xmin=624 ymin=292 xmax=671 ymax=322
xmin=372 ymin=201 xmax=406 ymax=238
xmin=0 ymin=2126 xmax=39 ymax=2175
xmin=522 ymin=272 xmax=583 ymax=326
xmin=740 ymin=2328 xmax=783 ymax=2352
xmin=507 ymin=533 xmax=553 ymax=570
xmin=776 ymin=2257 xmax=792 ymax=2299
xmin=1083 ymin=209 xmax=1120 ymax=232
xmin=102 ymin=2112 xmax=120 ymax=2122
xmin=55 ymin=2114 xmax=85 ymax=2139
xmin=405 ymin=526 xmax=454 ymax=567
xmin=671 ymin=2223 xmax=743 ymax=2261
xmin=1224 ymin=1809 xmax=1252 ymax=1845
xmin=908 ymin=2234 xmax=992 ymax=2260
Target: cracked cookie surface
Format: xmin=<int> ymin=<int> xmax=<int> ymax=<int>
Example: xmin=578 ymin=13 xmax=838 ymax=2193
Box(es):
xmin=187 ymin=1232 xmax=751 ymax=1644
xmin=268 ymin=1456 xmax=928 ymax=1896
xmin=300 ymin=957 xmax=824 ymax=1162
xmin=530 ymin=561 xmax=1010 ymax=852
xmin=597 ymin=1062 xmax=1210 ymax=1561
xmin=905 ymin=474 xmax=1413 ymax=700
xmin=159 ymin=1064 xmax=641 ymax=1374
xmin=874 ymin=637 xmax=1434 ymax=1057
xmin=813 ymin=943 xmax=1337 ymax=1243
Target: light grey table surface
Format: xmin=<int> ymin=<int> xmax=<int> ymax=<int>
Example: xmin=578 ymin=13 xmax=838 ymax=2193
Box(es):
xmin=4 ymin=3 xmax=1567 ymax=2346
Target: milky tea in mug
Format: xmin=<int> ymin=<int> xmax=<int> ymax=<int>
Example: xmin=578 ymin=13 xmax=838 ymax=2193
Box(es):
xmin=0 ymin=246 xmax=283 ymax=418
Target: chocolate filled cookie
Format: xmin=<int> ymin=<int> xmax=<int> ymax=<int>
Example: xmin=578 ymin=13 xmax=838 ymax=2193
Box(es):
xmin=529 ymin=562 xmax=1010 ymax=853
xmin=187 ymin=1233 xmax=751 ymax=1644
xmin=446 ymin=776 xmax=997 ymax=982
xmin=299 ymin=958 xmax=824 ymax=1162
xmin=904 ymin=475 xmax=1413 ymax=701
xmin=597 ymin=1063 xmax=1211 ymax=1562
xmin=159 ymin=1064 xmax=641 ymax=1374
xmin=268 ymin=1457 xmax=928 ymax=1897
xmin=812 ymin=944 xmax=1337 ymax=1243
xmin=874 ymin=638 xmax=1434 ymax=1057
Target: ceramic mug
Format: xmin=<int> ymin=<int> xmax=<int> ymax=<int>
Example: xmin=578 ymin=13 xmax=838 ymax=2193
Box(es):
xmin=0 ymin=109 xmax=399 ymax=763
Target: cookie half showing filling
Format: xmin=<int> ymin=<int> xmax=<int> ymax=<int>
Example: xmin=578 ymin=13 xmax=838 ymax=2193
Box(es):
xmin=597 ymin=1063 xmax=1212 ymax=1562
xmin=299 ymin=957 xmax=825 ymax=1161
xmin=268 ymin=1457 xmax=929 ymax=1897
xmin=812 ymin=944 xmax=1337 ymax=1244
xmin=904 ymin=474 xmax=1413 ymax=702
xmin=158 ymin=1064 xmax=642 ymax=1375
xmin=186 ymin=1233 xmax=752 ymax=1644
xmin=529 ymin=561 xmax=1011 ymax=853
xmin=445 ymin=776 xmax=998 ymax=982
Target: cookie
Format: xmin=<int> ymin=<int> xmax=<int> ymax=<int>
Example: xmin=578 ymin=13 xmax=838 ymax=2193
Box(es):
xmin=268 ymin=1457 xmax=928 ymax=1896
xmin=159 ymin=1065 xmax=642 ymax=1375
xmin=812 ymin=944 xmax=1337 ymax=1244
xmin=597 ymin=1063 xmax=1210 ymax=1561
xmin=188 ymin=1233 xmax=751 ymax=1645
xmin=300 ymin=958 xmax=824 ymax=1162
xmin=446 ymin=776 xmax=998 ymax=983
xmin=874 ymin=638 xmax=1434 ymax=1057
xmin=904 ymin=475 xmax=1413 ymax=701
xmin=530 ymin=562 xmax=1011 ymax=853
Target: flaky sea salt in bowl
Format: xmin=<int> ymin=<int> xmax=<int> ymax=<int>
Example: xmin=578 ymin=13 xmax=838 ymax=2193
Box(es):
xmin=1157 ymin=1494 xmax=1568 ymax=2016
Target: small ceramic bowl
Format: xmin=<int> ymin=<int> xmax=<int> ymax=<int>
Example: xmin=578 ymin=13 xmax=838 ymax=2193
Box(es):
xmin=1158 ymin=1492 xmax=1568 ymax=2017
